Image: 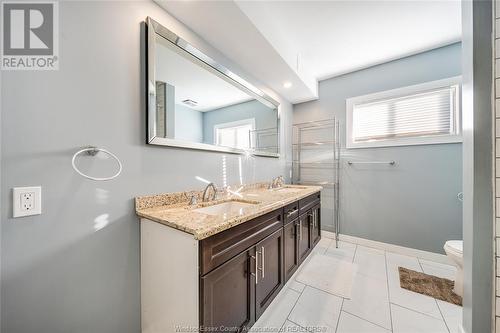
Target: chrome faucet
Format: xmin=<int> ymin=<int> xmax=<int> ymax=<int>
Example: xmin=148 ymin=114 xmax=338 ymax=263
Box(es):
xmin=276 ymin=175 xmax=284 ymax=188
xmin=188 ymin=195 xmax=198 ymax=206
xmin=202 ymin=182 xmax=218 ymax=202
xmin=269 ymin=176 xmax=285 ymax=189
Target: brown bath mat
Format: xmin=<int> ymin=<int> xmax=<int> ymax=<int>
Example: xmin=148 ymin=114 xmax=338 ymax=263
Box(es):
xmin=398 ymin=267 xmax=462 ymax=306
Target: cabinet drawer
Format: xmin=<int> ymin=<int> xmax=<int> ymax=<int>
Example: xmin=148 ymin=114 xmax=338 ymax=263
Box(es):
xmin=200 ymin=209 xmax=283 ymax=276
xmin=299 ymin=192 xmax=321 ymax=215
xmin=283 ymin=201 xmax=299 ymax=224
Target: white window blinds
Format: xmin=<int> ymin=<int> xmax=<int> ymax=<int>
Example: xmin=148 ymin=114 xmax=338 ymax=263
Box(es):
xmin=347 ymin=79 xmax=461 ymax=148
xmin=216 ymin=124 xmax=252 ymax=149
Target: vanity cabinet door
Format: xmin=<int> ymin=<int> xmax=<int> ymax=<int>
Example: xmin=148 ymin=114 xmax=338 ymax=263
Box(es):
xmin=311 ymin=204 xmax=321 ymax=246
xmin=298 ymin=213 xmax=311 ymax=263
xmin=201 ymin=248 xmax=256 ymax=332
xmin=283 ymin=219 xmax=299 ymax=281
xmin=255 ymin=228 xmax=284 ymax=319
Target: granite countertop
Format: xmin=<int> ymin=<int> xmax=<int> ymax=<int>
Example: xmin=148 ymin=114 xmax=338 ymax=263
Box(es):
xmin=135 ymin=184 xmax=322 ymax=240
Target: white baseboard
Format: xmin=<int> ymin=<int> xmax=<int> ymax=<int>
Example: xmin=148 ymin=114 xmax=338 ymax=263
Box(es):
xmin=322 ymin=231 xmax=452 ymax=265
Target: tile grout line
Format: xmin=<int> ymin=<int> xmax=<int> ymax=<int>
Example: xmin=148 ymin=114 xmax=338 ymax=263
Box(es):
xmin=390 ymin=302 xmax=448 ymax=322
xmin=416 ymin=257 xmax=451 ymax=331
xmin=284 ymin=278 xmax=307 ymax=328
xmin=336 ymin=242 xmax=354 ymax=333
xmin=285 ymin=318 xmax=313 ymax=333
xmin=341 ymin=309 xmax=392 ymax=332
xmin=384 ymin=250 xmax=394 ymax=332
xmin=304 ymin=283 xmax=348 ymax=299
xmin=352 ymin=243 xmax=358 ymax=264
xmin=417 ymin=260 xmax=457 ymax=274
xmin=421 ymin=259 xmax=455 ymax=272
xmin=334 ymin=298 xmax=345 ymax=333
xmin=435 ymin=299 xmax=452 ymax=333
xmin=417 ymin=257 xmax=425 ymax=272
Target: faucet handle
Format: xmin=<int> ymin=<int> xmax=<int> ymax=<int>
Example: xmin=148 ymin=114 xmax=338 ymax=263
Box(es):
xmin=189 ymin=195 xmax=197 ymax=205
xmin=269 ymin=176 xmax=283 ymax=189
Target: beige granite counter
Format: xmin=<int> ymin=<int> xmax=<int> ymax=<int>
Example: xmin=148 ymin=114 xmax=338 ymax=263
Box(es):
xmin=135 ymin=184 xmax=322 ymax=240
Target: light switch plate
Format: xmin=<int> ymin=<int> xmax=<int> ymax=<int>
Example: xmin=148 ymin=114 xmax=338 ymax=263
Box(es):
xmin=13 ymin=186 xmax=42 ymax=218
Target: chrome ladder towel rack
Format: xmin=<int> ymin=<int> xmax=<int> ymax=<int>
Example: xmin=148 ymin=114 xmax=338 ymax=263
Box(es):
xmin=292 ymin=119 xmax=341 ymax=248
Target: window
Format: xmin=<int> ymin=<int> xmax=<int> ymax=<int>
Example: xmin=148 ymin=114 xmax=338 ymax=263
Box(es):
xmin=346 ymin=77 xmax=462 ymax=148
xmin=214 ymin=119 xmax=255 ymax=149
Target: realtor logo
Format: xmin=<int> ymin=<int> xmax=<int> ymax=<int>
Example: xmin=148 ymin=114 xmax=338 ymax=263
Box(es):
xmin=1 ymin=1 xmax=59 ymax=70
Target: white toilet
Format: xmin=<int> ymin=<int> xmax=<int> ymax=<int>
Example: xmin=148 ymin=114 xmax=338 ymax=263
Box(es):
xmin=444 ymin=240 xmax=463 ymax=297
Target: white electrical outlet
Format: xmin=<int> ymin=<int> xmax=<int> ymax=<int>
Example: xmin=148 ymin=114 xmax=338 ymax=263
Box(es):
xmin=13 ymin=186 xmax=42 ymax=218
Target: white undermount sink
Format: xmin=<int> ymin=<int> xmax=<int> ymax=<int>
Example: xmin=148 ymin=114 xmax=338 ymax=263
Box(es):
xmin=193 ymin=200 xmax=258 ymax=216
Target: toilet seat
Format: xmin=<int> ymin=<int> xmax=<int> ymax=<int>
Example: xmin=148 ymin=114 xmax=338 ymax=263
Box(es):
xmin=444 ymin=240 xmax=463 ymax=256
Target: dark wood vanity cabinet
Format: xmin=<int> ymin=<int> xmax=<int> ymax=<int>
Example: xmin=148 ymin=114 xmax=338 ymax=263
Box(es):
xmin=200 ymin=191 xmax=321 ymax=332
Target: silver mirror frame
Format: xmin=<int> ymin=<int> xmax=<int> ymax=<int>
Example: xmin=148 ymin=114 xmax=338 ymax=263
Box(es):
xmin=146 ymin=17 xmax=280 ymax=158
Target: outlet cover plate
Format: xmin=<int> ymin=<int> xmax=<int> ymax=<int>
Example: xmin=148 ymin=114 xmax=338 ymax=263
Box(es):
xmin=13 ymin=186 xmax=42 ymax=218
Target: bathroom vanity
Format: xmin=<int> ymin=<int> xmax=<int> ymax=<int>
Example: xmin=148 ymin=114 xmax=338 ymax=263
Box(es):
xmin=141 ymin=18 xmax=324 ymax=332
xmin=136 ymin=184 xmax=322 ymax=333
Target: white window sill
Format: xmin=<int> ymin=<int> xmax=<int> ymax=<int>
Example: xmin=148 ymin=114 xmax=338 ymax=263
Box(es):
xmin=346 ymin=135 xmax=463 ymax=149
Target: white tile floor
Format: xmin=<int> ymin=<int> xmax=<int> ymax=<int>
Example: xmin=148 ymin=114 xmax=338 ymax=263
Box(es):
xmin=252 ymin=237 xmax=462 ymax=333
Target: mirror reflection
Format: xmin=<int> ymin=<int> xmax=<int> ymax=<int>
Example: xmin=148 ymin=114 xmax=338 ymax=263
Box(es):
xmin=151 ymin=28 xmax=279 ymax=156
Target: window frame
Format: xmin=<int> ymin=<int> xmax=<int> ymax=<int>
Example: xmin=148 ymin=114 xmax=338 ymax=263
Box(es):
xmin=214 ymin=118 xmax=256 ymax=149
xmin=346 ymin=76 xmax=462 ymax=149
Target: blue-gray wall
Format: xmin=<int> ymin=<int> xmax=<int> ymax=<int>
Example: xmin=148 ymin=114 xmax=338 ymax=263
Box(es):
xmin=0 ymin=2 xmax=292 ymax=333
xmin=203 ymin=100 xmax=277 ymax=144
xmin=294 ymin=42 xmax=463 ymax=254
xmin=175 ymin=104 xmax=204 ymax=143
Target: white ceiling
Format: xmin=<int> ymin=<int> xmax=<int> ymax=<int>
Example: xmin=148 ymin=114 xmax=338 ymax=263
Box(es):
xmin=155 ymin=0 xmax=462 ymax=104
xmin=155 ymin=35 xmax=252 ymax=112
xmin=236 ymin=0 xmax=462 ymax=81
xmin=155 ymin=0 xmax=318 ymax=104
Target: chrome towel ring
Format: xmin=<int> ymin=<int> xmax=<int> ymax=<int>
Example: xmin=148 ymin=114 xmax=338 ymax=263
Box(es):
xmin=71 ymin=146 xmax=122 ymax=181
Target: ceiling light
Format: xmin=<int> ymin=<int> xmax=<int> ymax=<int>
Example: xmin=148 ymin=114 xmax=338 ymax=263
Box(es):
xmin=182 ymin=99 xmax=198 ymax=107
xmin=283 ymin=81 xmax=292 ymax=89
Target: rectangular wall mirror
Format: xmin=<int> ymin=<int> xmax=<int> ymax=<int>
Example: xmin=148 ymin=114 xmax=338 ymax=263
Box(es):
xmin=146 ymin=17 xmax=280 ymax=157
